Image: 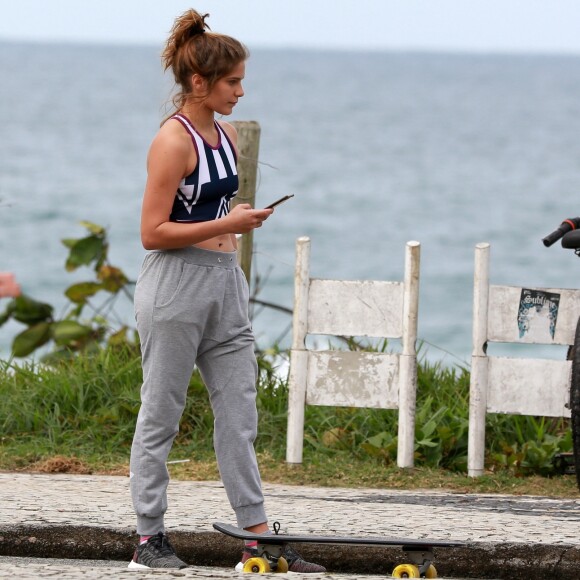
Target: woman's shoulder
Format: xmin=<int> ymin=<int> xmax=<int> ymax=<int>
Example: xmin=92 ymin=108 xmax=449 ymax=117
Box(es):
xmin=147 ymin=118 xmax=193 ymax=167
xmin=153 ymin=117 xmax=192 ymax=149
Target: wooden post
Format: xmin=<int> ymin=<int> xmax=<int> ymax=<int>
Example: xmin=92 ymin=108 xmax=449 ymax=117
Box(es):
xmin=231 ymin=121 xmax=261 ymax=283
xmin=397 ymin=240 xmax=421 ymax=468
xmin=468 ymin=242 xmax=490 ymax=477
xmin=286 ymin=236 xmax=311 ymax=465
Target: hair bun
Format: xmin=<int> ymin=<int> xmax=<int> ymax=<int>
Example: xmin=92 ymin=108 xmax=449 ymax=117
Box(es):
xmin=162 ymin=10 xmax=211 ymax=72
xmin=189 ymin=11 xmax=210 ymax=37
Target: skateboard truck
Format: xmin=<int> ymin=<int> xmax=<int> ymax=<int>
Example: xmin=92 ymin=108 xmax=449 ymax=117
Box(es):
xmin=244 ymin=521 xmax=288 ymax=573
xmin=402 ymin=546 xmax=435 ymax=577
xmin=244 ymin=544 xmax=286 ymax=573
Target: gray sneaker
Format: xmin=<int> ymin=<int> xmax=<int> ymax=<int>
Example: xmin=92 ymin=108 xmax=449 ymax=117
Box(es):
xmin=128 ymin=532 xmax=188 ymax=569
xmin=283 ymin=544 xmax=326 ymax=573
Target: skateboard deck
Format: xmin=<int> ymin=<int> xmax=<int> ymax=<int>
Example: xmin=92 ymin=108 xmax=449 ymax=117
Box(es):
xmin=213 ymin=521 xmax=464 ymax=577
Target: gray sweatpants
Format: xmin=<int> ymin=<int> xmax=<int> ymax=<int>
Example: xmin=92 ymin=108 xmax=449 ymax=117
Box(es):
xmin=130 ymin=246 xmax=267 ymax=535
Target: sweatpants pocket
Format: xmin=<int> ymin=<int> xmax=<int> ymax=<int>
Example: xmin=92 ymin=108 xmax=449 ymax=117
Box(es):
xmin=154 ymin=255 xmax=186 ymax=309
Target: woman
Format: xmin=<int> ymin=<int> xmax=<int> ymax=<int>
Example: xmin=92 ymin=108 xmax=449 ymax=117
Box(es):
xmin=128 ymin=9 xmax=324 ymax=573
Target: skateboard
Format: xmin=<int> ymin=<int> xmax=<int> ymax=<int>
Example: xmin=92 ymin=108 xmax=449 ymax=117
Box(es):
xmin=213 ymin=521 xmax=464 ymax=578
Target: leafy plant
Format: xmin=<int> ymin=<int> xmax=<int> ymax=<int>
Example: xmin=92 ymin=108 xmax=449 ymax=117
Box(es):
xmin=488 ymin=418 xmax=571 ymax=476
xmin=0 ymin=221 xmax=136 ymax=359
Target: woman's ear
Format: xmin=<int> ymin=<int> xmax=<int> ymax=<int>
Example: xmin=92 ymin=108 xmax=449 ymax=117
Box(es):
xmin=191 ymin=73 xmax=207 ymax=94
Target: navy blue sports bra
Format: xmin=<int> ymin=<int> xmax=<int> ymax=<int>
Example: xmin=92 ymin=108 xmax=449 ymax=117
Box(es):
xmin=169 ymin=114 xmax=239 ymax=223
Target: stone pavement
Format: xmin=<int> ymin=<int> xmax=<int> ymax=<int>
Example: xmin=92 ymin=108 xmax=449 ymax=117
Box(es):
xmin=0 ymin=473 xmax=579 ymax=578
xmin=0 ymin=557 xmax=468 ymax=580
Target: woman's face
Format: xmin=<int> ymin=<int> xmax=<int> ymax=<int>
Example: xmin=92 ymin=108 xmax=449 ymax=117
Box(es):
xmin=204 ymin=61 xmax=246 ymax=116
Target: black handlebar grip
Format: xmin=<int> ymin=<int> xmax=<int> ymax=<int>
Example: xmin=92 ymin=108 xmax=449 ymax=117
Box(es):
xmin=542 ymin=218 xmax=580 ymax=247
xmin=542 ymin=223 xmax=574 ymax=247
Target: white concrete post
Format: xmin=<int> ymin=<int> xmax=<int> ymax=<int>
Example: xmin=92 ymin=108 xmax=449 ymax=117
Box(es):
xmin=286 ymin=237 xmax=311 ymax=464
xmin=397 ymin=241 xmax=421 ymax=468
xmin=468 ymin=243 xmax=491 ymax=477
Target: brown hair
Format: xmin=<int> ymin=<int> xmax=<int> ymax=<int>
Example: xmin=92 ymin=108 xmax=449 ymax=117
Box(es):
xmin=161 ymin=9 xmax=249 ymax=118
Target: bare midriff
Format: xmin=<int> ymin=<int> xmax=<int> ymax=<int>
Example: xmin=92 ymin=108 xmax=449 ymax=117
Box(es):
xmin=194 ymin=233 xmax=237 ymax=252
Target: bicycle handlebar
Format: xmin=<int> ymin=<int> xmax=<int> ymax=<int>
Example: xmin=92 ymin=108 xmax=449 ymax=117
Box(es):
xmin=542 ymin=218 xmax=580 ymax=247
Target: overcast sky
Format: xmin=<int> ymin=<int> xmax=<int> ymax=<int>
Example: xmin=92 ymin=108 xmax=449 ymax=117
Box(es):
xmin=1 ymin=0 xmax=579 ymax=55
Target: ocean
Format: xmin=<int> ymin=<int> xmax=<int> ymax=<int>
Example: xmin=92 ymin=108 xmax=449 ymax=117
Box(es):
xmin=1 ymin=41 xmax=580 ymax=365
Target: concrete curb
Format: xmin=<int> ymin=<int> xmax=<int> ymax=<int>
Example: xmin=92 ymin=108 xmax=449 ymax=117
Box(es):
xmin=1 ymin=525 xmax=579 ymax=579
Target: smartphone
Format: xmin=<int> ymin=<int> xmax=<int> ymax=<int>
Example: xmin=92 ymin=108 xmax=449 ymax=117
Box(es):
xmin=265 ymin=194 xmax=294 ymax=209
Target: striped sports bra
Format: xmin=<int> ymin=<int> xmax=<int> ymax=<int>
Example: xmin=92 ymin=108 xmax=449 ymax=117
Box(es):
xmin=169 ymin=114 xmax=239 ymax=223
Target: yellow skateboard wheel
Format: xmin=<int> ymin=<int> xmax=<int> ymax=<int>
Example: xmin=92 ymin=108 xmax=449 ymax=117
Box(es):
xmin=274 ymin=556 xmax=289 ymax=573
xmin=243 ymin=557 xmax=271 ymax=573
xmin=392 ymin=563 xmax=421 ymax=578
xmin=425 ymin=564 xmax=438 ymax=578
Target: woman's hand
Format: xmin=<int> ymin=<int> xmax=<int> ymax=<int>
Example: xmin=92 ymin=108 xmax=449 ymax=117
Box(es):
xmin=225 ymin=204 xmax=273 ymax=233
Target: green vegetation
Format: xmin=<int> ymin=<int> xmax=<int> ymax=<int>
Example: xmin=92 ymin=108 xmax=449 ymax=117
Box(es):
xmin=0 ymin=221 xmax=577 ymax=497
xmin=0 ymin=345 xmax=577 ymax=496
xmin=0 ymin=221 xmax=135 ymax=359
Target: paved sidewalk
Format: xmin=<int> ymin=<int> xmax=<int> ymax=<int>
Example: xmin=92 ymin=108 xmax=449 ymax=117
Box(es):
xmin=0 ymin=557 xmax=470 ymax=580
xmin=0 ymin=473 xmax=579 ymax=578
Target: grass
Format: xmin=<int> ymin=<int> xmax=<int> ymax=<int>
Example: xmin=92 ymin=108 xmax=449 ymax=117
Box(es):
xmin=0 ymin=345 xmax=578 ymax=498
xmin=2 ymin=451 xmax=577 ymax=498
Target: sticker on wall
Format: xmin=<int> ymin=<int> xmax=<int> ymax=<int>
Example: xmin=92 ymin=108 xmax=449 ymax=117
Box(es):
xmin=517 ymin=289 xmax=560 ymax=341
